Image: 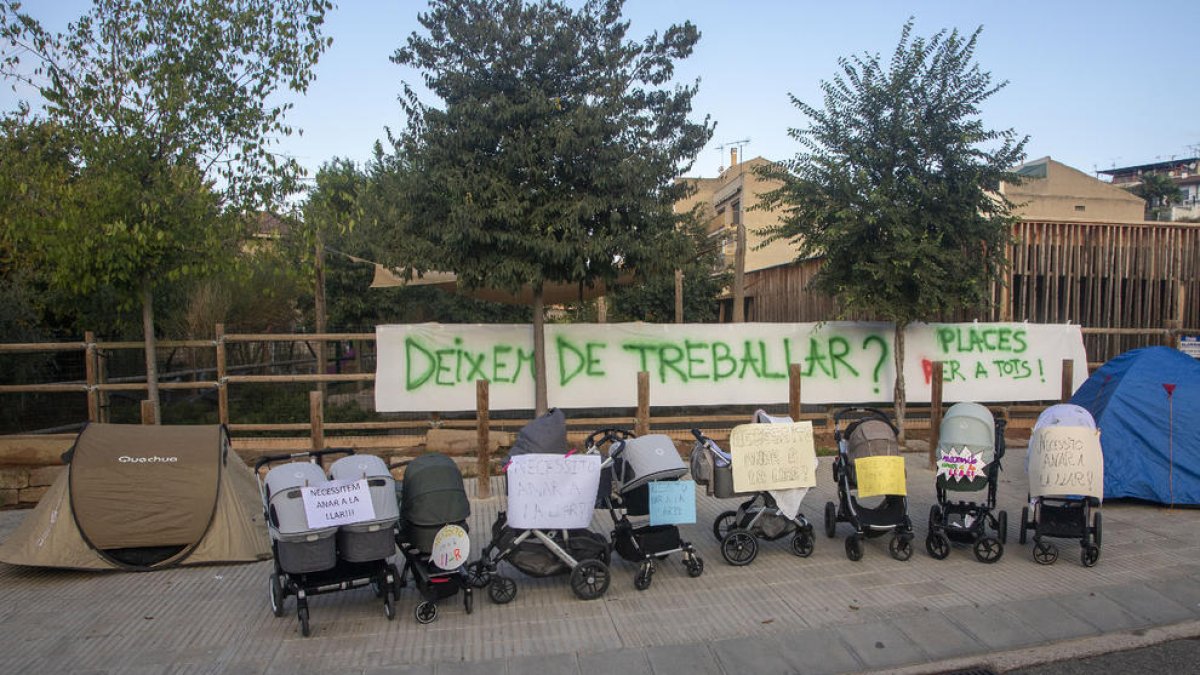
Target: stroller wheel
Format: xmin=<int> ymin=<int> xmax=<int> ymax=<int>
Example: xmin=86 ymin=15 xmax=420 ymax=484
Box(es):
xmin=269 ymin=573 xmax=285 ymax=617
xmin=845 ymin=535 xmax=864 ymax=562
xmin=415 ymin=601 xmax=438 ymax=624
xmin=1081 ymin=543 xmax=1101 ymax=568
xmin=297 ymin=603 xmax=310 ymax=637
xmin=686 ymin=555 xmax=705 ymax=578
xmin=634 ymin=563 xmax=653 ymax=591
xmin=996 ymin=510 xmax=1008 ymax=546
xmin=1032 ymin=539 xmax=1058 ymax=565
xmin=713 ymin=510 xmax=738 ymax=542
xmin=1019 ymin=506 xmax=1029 ymax=545
xmin=973 ymin=536 xmax=1003 ymax=564
xmin=466 ymin=560 xmax=491 ymax=589
xmin=790 ymin=530 xmax=814 ymax=558
xmin=383 ymin=589 xmax=396 ymax=620
xmin=570 ymin=559 xmax=611 ymax=600
xmin=488 ymin=575 xmax=517 ymax=604
xmin=925 ymin=532 xmax=951 ymax=560
xmin=464 ymin=587 xmax=474 ymax=614
xmin=888 ymin=534 xmax=914 ymax=562
xmin=824 ymin=502 xmax=838 ymax=538
xmin=721 ymin=529 xmax=758 ymax=566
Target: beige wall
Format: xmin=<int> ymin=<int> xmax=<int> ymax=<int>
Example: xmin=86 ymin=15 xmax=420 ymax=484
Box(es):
xmin=1004 ymin=158 xmax=1146 ymax=222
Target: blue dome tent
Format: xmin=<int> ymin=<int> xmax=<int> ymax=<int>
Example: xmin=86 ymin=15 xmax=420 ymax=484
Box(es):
xmin=1070 ymin=347 xmax=1200 ymax=505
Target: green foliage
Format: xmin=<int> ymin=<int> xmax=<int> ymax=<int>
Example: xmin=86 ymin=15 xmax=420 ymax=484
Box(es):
xmin=609 ymin=213 xmax=730 ymax=322
xmin=1125 ymin=173 xmax=1180 ymax=221
xmin=757 ymin=20 xmax=1027 ymax=325
xmin=383 ymin=0 xmax=712 ymax=294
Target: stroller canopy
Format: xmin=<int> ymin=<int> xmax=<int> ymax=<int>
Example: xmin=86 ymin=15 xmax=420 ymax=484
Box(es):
xmin=1033 ymin=403 xmax=1096 ymax=434
xmin=615 ymin=434 xmax=686 ymax=493
xmin=403 ymin=453 xmax=470 ymax=526
xmin=937 ymin=402 xmax=996 ymax=491
xmin=510 ymin=408 xmax=568 ymax=456
xmin=847 ymin=419 xmax=900 ymax=461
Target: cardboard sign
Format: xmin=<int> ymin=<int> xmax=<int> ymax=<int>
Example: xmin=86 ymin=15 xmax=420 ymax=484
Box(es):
xmin=506 ymin=454 xmax=600 ymax=529
xmin=936 ymin=447 xmax=988 ymax=482
xmin=649 ymin=481 xmax=696 ymax=526
xmin=430 ymin=524 xmax=470 ymax=571
xmin=730 ymin=421 xmax=818 ymax=493
xmin=854 ymin=456 xmax=907 ymax=497
xmin=1029 ymin=426 xmax=1104 ymax=499
xmin=301 ymin=478 xmax=376 ymax=528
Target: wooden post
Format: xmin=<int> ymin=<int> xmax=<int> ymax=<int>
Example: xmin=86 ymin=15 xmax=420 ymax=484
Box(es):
xmin=216 ymin=323 xmax=229 ymax=426
xmin=85 ymin=331 xmax=99 ymax=423
xmin=1061 ymin=359 xmax=1074 ymax=403
xmin=928 ymin=361 xmax=944 ymax=468
xmin=636 ymin=371 xmax=650 ymax=436
xmin=788 ymin=364 xmax=802 ymax=422
xmin=141 ymin=400 xmax=156 ymax=425
xmin=310 ymin=390 xmax=325 ymax=451
xmin=97 ymin=337 xmax=109 ymax=423
xmin=674 ymin=269 xmax=684 ymax=323
xmin=476 ymin=380 xmax=491 ymax=499
xmin=353 ymin=339 xmax=364 ymax=392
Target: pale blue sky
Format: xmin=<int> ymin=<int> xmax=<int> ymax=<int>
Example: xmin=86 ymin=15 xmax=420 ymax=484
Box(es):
xmin=5 ymin=1 xmax=1199 ymax=184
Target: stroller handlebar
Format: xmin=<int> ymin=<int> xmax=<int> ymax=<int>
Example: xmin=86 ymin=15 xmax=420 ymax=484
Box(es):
xmin=584 ymin=427 xmax=634 ymax=452
xmin=253 ymin=447 xmax=355 ymax=473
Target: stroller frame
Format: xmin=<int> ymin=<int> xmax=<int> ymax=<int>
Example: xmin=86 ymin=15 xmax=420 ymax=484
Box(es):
xmin=587 ymin=428 xmax=704 ymax=590
xmin=926 ymin=417 xmax=1009 ymax=564
xmin=470 ymin=513 xmax=612 ymax=604
xmin=256 ymin=449 xmax=398 ymax=637
xmin=1019 ymin=496 xmax=1102 ymax=567
xmin=825 ymin=408 xmax=915 ymax=562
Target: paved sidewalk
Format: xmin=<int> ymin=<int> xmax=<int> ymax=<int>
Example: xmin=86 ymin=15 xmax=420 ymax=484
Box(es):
xmin=1 ymin=447 xmax=1198 ymax=674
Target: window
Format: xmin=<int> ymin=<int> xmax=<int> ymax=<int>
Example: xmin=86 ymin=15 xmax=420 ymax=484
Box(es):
xmin=731 ymin=199 xmax=741 ymax=226
xmin=1074 ymin=205 xmax=1086 ymax=212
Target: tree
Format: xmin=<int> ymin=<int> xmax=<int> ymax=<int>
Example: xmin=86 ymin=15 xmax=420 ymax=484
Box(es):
xmin=0 ymin=0 xmax=333 ymax=422
xmin=1126 ymin=173 xmax=1180 ymax=221
xmin=609 ymin=214 xmax=729 ymax=323
xmin=757 ymin=21 xmax=1026 ymax=442
xmin=386 ymin=0 xmax=711 ymax=413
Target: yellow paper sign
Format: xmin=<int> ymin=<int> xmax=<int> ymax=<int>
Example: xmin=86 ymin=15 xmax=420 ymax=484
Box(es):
xmin=730 ymin=421 xmax=818 ymax=493
xmin=854 ymin=456 xmax=907 ymax=497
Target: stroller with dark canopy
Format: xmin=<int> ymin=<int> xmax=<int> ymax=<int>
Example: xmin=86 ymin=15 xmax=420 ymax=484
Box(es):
xmin=470 ymin=409 xmax=611 ymax=603
xmin=586 ymin=429 xmax=704 ymax=590
xmin=1018 ymin=404 xmax=1104 ymax=567
xmin=825 ymin=408 xmax=914 ymax=561
xmin=926 ymin=402 xmax=1008 ymax=563
xmin=393 ymin=452 xmax=473 ymax=624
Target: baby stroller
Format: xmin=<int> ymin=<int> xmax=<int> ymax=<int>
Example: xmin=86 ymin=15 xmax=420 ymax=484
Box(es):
xmin=257 ymin=449 xmax=400 ymax=637
xmin=1018 ymin=404 xmax=1104 ymax=567
xmin=585 ymin=428 xmax=704 ymax=590
xmin=825 ymin=408 xmax=914 ymax=561
xmin=926 ymin=402 xmax=1008 ymax=563
xmin=689 ymin=410 xmax=817 ymax=566
xmin=470 ymin=409 xmax=612 ymax=603
xmin=393 ymin=452 xmax=473 ymax=624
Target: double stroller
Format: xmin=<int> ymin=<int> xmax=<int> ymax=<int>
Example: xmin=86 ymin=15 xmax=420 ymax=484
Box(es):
xmin=393 ymin=452 xmax=473 ymax=624
xmin=690 ymin=410 xmax=817 ymax=566
xmin=470 ymin=409 xmax=612 ymax=603
xmin=825 ymin=408 xmax=915 ymax=561
xmin=926 ymin=402 xmax=1008 ymax=563
xmin=257 ymin=449 xmax=400 ymax=637
xmin=1018 ymin=404 xmax=1104 ymax=567
xmin=586 ymin=429 xmax=704 ymax=589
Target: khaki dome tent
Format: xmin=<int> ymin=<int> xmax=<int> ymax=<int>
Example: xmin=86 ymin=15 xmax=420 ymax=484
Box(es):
xmin=0 ymin=424 xmax=270 ymax=570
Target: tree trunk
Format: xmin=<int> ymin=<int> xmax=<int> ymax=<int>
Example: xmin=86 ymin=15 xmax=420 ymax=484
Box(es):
xmin=674 ymin=268 xmax=684 ymax=323
xmin=141 ymin=277 xmax=161 ymax=424
xmin=732 ymin=222 xmax=746 ymax=322
xmin=893 ymin=322 xmax=906 ymax=446
xmin=532 ymin=284 xmax=548 ymax=416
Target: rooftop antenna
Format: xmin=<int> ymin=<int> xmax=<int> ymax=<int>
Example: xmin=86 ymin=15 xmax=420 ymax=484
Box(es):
xmin=716 ymin=138 xmax=750 ymax=172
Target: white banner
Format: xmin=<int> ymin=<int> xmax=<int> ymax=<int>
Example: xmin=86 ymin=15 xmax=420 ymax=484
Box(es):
xmin=376 ymin=322 xmax=1088 ymax=411
xmin=505 ymin=454 xmax=601 ymax=529
xmin=301 ymin=479 xmax=376 ymax=528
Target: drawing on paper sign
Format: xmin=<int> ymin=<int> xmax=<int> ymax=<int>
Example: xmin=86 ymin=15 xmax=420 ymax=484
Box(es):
xmin=301 ymin=478 xmax=376 ymax=528
xmin=649 ymin=481 xmax=696 ymax=526
xmin=505 ymin=454 xmax=601 ymax=530
xmin=1028 ymin=426 xmax=1104 ymax=499
xmin=936 ymin=447 xmax=988 ymax=482
xmin=854 ymin=456 xmax=907 ymax=498
xmin=430 ymin=524 xmax=470 ymax=571
xmin=730 ymin=421 xmax=818 ymax=493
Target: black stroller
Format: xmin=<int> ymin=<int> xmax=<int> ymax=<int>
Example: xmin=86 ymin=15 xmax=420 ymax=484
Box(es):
xmin=470 ymin=409 xmax=612 ymax=603
xmin=926 ymin=402 xmax=1008 ymax=563
xmin=1018 ymin=404 xmax=1104 ymax=567
xmin=257 ymin=449 xmax=399 ymax=637
xmin=393 ymin=452 xmax=474 ymax=624
xmin=586 ymin=428 xmax=704 ymax=590
xmin=825 ymin=408 xmax=915 ymax=561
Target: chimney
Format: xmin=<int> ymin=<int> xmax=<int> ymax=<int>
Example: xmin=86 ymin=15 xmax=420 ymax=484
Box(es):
xmin=730 ymin=147 xmax=738 ymax=167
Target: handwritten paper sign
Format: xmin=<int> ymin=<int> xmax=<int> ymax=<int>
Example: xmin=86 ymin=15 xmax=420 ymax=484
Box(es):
xmin=854 ymin=456 xmax=907 ymax=497
xmin=1029 ymin=426 xmax=1104 ymax=499
xmin=506 ymin=454 xmax=601 ymax=529
xmin=649 ymin=481 xmax=696 ymax=526
xmin=936 ymin=447 xmax=988 ymax=482
xmin=301 ymin=478 xmax=376 ymax=528
xmin=430 ymin=524 xmax=471 ymax=571
xmin=730 ymin=421 xmax=818 ymax=493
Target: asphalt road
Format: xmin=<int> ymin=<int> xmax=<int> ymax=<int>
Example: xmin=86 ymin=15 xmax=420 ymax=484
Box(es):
xmin=1006 ymin=637 xmax=1200 ymax=674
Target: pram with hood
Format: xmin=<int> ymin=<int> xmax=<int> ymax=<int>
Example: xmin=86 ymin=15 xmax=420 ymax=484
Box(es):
xmin=392 ymin=452 xmax=473 ymax=624
xmin=926 ymin=402 xmax=1008 ymax=563
xmin=825 ymin=408 xmax=914 ymax=561
xmin=1018 ymin=403 xmax=1104 ymax=567
xmin=469 ymin=409 xmax=611 ymax=603
xmin=257 ymin=449 xmax=399 ymax=637
xmin=690 ymin=410 xmax=817 ymax=566
xmin=585 ymin=428 xmax=704 ymax=590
